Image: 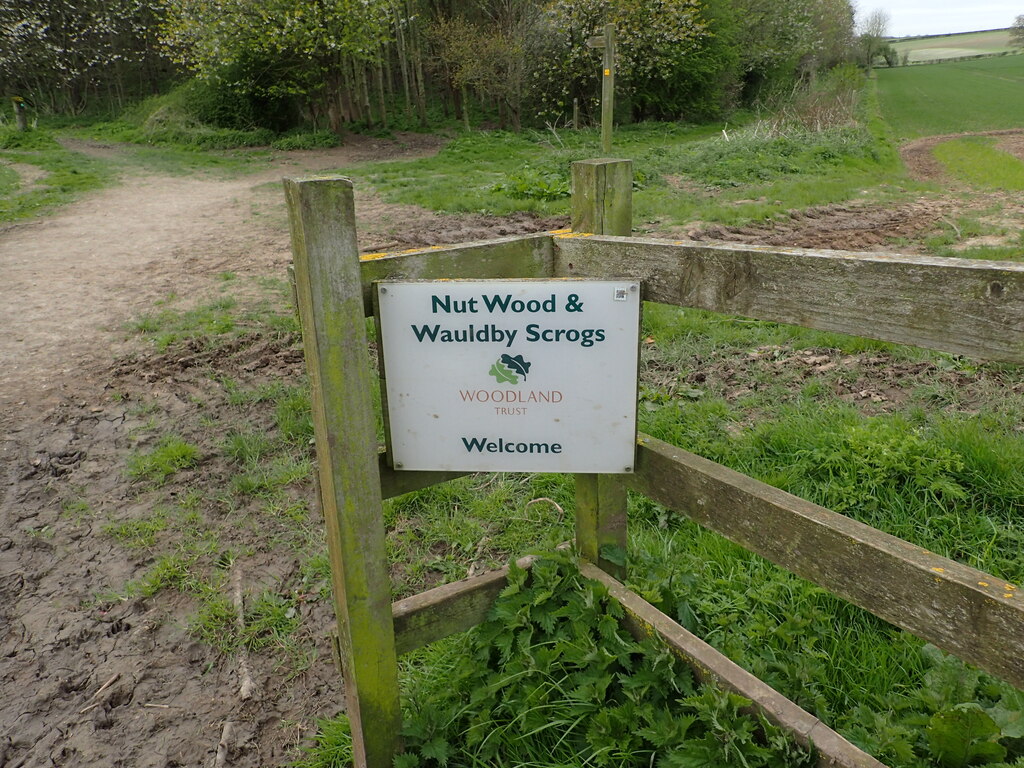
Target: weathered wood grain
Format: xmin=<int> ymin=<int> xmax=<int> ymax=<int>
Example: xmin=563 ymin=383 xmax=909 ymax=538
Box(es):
xmin=600 ymin=25 xmax=616 ymax=154
xmin=392 ymin=554 xmax=540 ymax=655
xmin=622 ymin=434 xmax=1024 ymax=688
xmin=284 ymin=176 xmax=401 ymax=768
xmin=554 ymin=236 xmax=1024 ymax=361
xmin=581 ymin=563 xmax=887 ymax=768
xmin=571 ymin=160 xmax=633 ymax=236
xmin=358 ymin=234 xmax=553 ymax=316
xmin=575 ymin=474 xmax=628 ymax=579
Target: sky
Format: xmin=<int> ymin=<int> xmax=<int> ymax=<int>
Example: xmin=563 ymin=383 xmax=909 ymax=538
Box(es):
xmin=856 ymin=0 xmax=1019 ymax=37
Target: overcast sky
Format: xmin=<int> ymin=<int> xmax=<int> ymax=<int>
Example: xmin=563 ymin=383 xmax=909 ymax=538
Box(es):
xmin=856 ymin=1 xmax=1018 ymax=37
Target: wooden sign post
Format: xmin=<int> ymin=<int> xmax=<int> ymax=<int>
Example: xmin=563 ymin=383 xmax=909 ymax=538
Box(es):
xmin=587 ymin=24 xmax=616 ymax=153
xmin=284 ymin=178 xmax=402 ymax=768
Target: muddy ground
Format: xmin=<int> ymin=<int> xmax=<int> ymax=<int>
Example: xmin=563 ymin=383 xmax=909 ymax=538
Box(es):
xmin=0 ymin=131 xmax=1020 ymax=767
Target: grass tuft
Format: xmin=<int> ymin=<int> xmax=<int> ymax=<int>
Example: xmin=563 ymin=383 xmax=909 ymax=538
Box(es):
xmin=126 ymin=435 xmax=200 ymax=484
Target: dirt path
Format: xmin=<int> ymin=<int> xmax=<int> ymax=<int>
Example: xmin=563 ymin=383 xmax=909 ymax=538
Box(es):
xmin=0 ymin=134 xmax=441 ymax=416
xmin=0 ymin=134 xmax=574 ymax=768
xmin=679 ymin=129 xmax=1024 ymax=250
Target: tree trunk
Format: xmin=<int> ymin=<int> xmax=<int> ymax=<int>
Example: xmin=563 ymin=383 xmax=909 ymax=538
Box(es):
xmin=395 ymin=6 xmax=413 ymax=119
xmin=358 ymin=63 xmax=374 ymax=127
xmin=375 ymin=61 xmax=388 ymax=130
xmin=343 ymin=58 xmax=359 ymax=123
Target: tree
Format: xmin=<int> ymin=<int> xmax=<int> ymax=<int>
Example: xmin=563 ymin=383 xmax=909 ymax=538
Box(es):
xmin=712 ymin=0 xmax=854 ymax=97
xmin=1011 ymin=14 xmax=1024 ymax=47
xmin=161 ymin=0 xmax=393 ymax=132
xmin=808 ymin=0 xmax=856 ymax=71
xmin=858 ymin=7 xmax=890 ymax=69
xmin=428 ymin=0 xmax=547 ymax=130
xmin=0 ymin=0 xmax=173 ymax=113
xmin=532 ymin=0 xmax=712 ymax=124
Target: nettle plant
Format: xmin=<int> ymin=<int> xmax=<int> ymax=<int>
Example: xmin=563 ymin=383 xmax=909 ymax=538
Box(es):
xmin=397 ymin=553 xmax=816 ymax=768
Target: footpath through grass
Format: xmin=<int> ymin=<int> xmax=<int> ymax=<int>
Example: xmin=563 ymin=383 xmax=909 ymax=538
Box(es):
xmin=0 ymin=128 xmax=112 ymax=222
xmin=0 ymin=122 xmax=268 ymax=224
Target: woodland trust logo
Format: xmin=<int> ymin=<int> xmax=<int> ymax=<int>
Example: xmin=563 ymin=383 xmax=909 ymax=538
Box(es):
xmin=489 ymin=353 xmax=531 ymax=384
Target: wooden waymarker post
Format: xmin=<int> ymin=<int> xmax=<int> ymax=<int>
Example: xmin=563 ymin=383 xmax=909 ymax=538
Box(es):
xmin=12 ymin=97 xmax=27 ymax=132
xmin=587 ymin=24 xmax=616 ymax=153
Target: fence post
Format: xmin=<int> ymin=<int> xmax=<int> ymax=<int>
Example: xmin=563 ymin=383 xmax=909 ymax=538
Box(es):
xmin=12 ymin=97 xmax=27 ymax=132
xmin=601 ymin=24 xmax=616 ymax=154
xmin=576 ymin=475 xmax=628 ymax=579
xmin=571 ymin=158 xmax=633 ymax=578
xmin=284 ymin=177 xmax=402 ymax=768
xmin=571 ymin=158 xmax=632 ymax=236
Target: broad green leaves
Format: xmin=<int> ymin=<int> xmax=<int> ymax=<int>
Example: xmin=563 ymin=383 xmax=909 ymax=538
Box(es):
xmin=398 ymin=554 xmax=815 ymax=767
xmin=927 ymin=705 xmax=1007 ymax=768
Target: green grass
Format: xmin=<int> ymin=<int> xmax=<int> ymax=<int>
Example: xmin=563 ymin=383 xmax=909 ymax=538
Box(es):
xmin=0 ymin=126 xmax=112 ymax=222
xmin=126 ymin=435 xmax=200 ymax=484
xmin=933 ymin=136 xmax=1024 ymax=190
xmin=102 ymin=511 xmax=169 ymax=548
xmin=352 ymin=113 xmax=904 ymax=230
xmin=129 ymin=295 xmax=239 ymax=350
xmin=876 ymin=56 xmax=1024 ymax=138
xmin=0 ymin=162 xmax=18 ymax=195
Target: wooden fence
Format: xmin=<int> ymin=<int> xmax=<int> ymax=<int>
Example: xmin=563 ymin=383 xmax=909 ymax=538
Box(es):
xmin=285 ymin=159 xmax=1024 ymax=768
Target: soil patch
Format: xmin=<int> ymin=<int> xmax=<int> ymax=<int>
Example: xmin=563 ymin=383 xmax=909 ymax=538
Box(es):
xmin=682 ymin=199 xmax=952 ymax=251
xmin=680 ymin=129 xmax=1024 ymax=251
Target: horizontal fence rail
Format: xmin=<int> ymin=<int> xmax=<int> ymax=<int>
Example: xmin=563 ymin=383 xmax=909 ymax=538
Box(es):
xmin=359 ymin=234 xmax=553 ymax=316
xmin=392 ymin=553 xmax=541 ymax=655
xmin=622 ymin=435 xmax=1024 ymax=688
xmin=387 ymin=550 xmax=885 ymax=768
xmin=553 ymin=236 xmax=1024 ymax=362
xmin=358 ymin=234 xmax=1024 ymax=362
xmin=581 ymin=563 xmax=887 ymax=768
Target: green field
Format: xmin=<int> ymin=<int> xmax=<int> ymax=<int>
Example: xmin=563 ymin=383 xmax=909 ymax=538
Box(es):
xmin=891 ymin=28 xmax=1016 ymax=63
xmin=876 ymin=55 xmax=1024 ymax=137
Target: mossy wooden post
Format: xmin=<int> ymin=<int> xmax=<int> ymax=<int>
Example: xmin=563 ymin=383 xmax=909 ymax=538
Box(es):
xmin=571 ymin=159 xmax=632 ymax=578
xmin=601 ymin=24 xmax=616 ymax=153
xmin=284 ymin=177 xmax=401 ymax=768
xmin=571 ymin=159 xmax=632 ymax=237
xmin=576 ymin=474 xmax=628 ymax=579
xmin=12 ymin=97 xmax=27 ymax=132
xmin=588 ymin=25 xmax=616 ymax=152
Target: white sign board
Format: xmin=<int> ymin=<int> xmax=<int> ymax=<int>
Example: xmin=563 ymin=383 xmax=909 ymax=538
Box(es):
xmin=376 ymin=280 xmax=641 ymax=473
